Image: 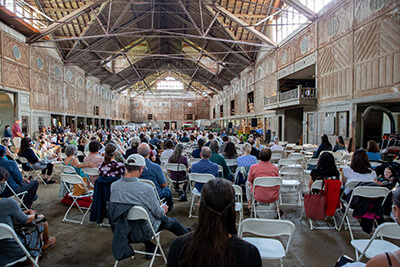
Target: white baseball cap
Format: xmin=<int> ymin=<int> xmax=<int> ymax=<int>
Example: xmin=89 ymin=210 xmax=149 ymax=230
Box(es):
xmin=126 ymin=154 xmax=147 ymax=169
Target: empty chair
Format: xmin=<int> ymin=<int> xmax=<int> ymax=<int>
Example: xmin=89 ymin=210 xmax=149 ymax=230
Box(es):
xmin=0 ymin=223 xmax=40 ymax=267
xmin=232 ymin=184 xmax=243 ymax=224
xmin=279 ymin=166 xmax=304 ymax=207
xmin=225 ymin=159 xmax=238 ymax=167
xmin=188 ymin=173 xmax=215 ymax=218
xmin=60 ymin=173 xmax=93 ymax=224
xmin=278 ymin=159 xmax=297 ymax=169
xmin=113 ymin=206 xmax=167 ymax=267
xmin=292 ymin=145 xmax=303 ymax=153
xmin=271 ymin=152 xmax=282 ymax=163
xmin=351 ymin=222 xmax=400 ymax=261
xmin=287 ymin=153 xmax=305 ymax=166
xmin=238 ymin=218 xmax=295 ymax=267
xmin=251 ymin=177 xmax=282 ymax=219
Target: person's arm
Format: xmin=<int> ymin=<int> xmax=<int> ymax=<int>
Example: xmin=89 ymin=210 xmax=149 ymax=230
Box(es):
xmin=366 ymin=253 xmax=388 ymax=267
xmin=71 ymin=158 xmax=95 ymax=168
xmin=12 ymin=161 xmax=24 ymax=184
xmin=143 ymin=187 xmax=166 ymax=219
xmin=156 ymin=165 xmax=168 ymax=188
xmin=8 ymin=199 xmax=31 ymax=224
xmin=341 ymin=168 xmax=349 ymax=185
xmin=248 ymin=166 xmax=255 ymax=185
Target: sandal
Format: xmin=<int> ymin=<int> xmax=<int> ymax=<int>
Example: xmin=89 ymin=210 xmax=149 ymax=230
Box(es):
xmin=42 ymin=237 xmax=56 ymax=251
xmin=244 ymin=208 xmax=252 ymax=216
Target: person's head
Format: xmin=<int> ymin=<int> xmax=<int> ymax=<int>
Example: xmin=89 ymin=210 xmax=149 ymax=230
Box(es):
xmin=222 ymin=136 xmax=229 ymax=143
xmin=200 ymin=147 xmax=211 ymax=159
xmin=242 ymin=143 xmax=252 ymax=155
xmin=104 ymin=143 xmax=118 ymax=164
xmin=79 ymin=137 xmax=88 ymax=145
xmin=392 ymin=188 xmax=400 ymax=225
xmin=125 ymin=154 xmax=146 ymax=177
xmin=259 ymin=147 xmax=272 ymax=162
xmin=164 ymin=140 xmax=174 ymax=149
xmin=65 ymin=144 xmax=78 ymax=157
xmin=170 ymin=144 xmax=184 ymax=163
xmin=274 ymin=137 xmax=279 ymax=144
xmin=15 ymin=118 xmax=21 ymax=124
xmin=0 ymin=145 xmax=7 ymax=158
xmin=5 ymin=125 xmax=10 ymax=130
xmin=131 ymin=137 xmax=140 ymax=149
xmin=88 ymin=140 xmax=101 ymax=154
xmin=190 ymin=134 xmax=195 ymax=142
xmin=337 ymin=136 xmax=344 ymax=145
xmin=239 ymin=135 xmax=244 ymax=142
xmin=367 ymin=140 xmax=380 ymax=153
xmin=0 ymin=167 xmax=9 ymax=194
xmin=321 ymin=134 xmax=332 ymax=148
xmin=384 ymin=166 xmax=394 ymax=179
xmin=316 ymin=152 xmax=338 ymax=173
xmin=247 ymin=138 xmax=254 ymax=145
xmin=19 ymin=137 xmax=32 ymax=154
xmin=197 ymin=138 xmax=205 ymax=149
xmin=138 ymin=143 xmax=151 ymax=158
xmin=224 ymin=142 xmax=237 ymax=159
xmin=350 ymin=149 xmax=372 ymax=174
xmin=209 ymin=140 xmax=219 ymax=153
xmin=180 ymin=179 xmax=236 ymax=266
xmin=208 ymin=133 xmax=214 ymax=141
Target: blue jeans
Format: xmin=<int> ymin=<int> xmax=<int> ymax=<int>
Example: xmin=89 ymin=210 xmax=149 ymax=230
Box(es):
xmin=158 ymin=187 xmax=173 ymax=207
xmin=158 ymin=216 xmax=188 ymax=236
xmin=0 ymin=180 xmax=39 ymax=208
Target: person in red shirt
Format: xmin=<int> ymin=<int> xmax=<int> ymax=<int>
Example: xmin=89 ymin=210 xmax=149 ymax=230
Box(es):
xmin=11 ymin=118 xmax=23 ymax=154
xmin=245 ymin=147 xmax=279 ymax=214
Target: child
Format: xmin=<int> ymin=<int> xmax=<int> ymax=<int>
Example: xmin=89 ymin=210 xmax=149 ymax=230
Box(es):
xmin=377 ymin=166 xmax=396 ymax=189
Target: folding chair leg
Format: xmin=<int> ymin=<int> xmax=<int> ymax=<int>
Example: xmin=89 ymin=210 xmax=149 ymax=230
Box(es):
xmin=276 ymin=201 xmax=281 ymax=220
xmin=189 ymin=194 xmax=198 ymax=218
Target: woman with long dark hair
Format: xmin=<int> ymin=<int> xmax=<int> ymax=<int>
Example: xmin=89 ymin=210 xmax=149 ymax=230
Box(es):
xmin=224 ymin=141 xmax=238 ymax=159
xmin=342 ymin=149 xmax=377 ymax=195
xmin=19 ymin=137 xmax=55 ymax=184
xmin=332 ymin=136 xmax=346 ymax=152
xmin=312 ymin=134 xmax=332 ymax=158
xmin=167 ymin=179 xmax=261 ymax=267
xmin=168 ymin=144 xmax=189 ymax=201
xmin=98 ymin=143 xmax=125 ymax=178
xmin=309 ymin=152 xmax=340 ymax=188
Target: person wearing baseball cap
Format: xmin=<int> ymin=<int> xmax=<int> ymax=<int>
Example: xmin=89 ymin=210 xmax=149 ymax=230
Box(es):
xmin=0 ymin=145 xmax=39 ymax=208
xmin=110 ymin=154 xmax=188 ymax=258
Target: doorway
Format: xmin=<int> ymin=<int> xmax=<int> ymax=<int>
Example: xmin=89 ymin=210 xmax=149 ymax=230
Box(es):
xmin=0 ymin=92 xmax=15 ymax=138
xmin=164 ymin=122 xmax=170 ymax=130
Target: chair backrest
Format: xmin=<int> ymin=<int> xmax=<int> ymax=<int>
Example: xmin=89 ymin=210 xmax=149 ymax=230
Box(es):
xmin=292 ymin=145 xmax=303 ymax=152
xmin=370 ymin=161 xmax=381 ymax=168
xmin=82 ymin=167 xmax=99 ymax=176
xmin=188 ymin=158 xmax=201 ymax=168
xmin=330 ymin=152 xmax=343 ymax=160
xmin=239 ymin=218 xmax=295 ymax=252
xmin=306 ymin=158 xmax=319 ymax=166
xmin=127 ymin=206 xmax=151 ymax=224
xmin=232 ymin=184 xmax=243 ymax=196
xmin=61 ymin=173 xmax=86 ymax=185
xmin=218 ymin=165 xmax=223 ymax=173
xmin=225 ymin=159 xmax=237 ymax=166
xmin=77 ymin=151 xmax=85 ymax=157
xmin=340 ymin=154 xmax=352 ymax=164
xmin=351 ymin=186 xmax=389 ymax=200
xmin=288 ymin=153 xmax=304 ymax=159
xmin=18 ymin=156 xmax=28 ymax=164
xmin=63 ymin=165 xmax=77 ymax=174
xmin=189 ymin=173 xmax=215 ymax=183
xmin=374 ymin=222 xmax=400 ymax=240
xmin=166 ymin=163 xmax=187 ymax=172
xmin=278 ymin=159 xmax=297 ymax=167
xmin=253 ymin=177 xmax=282 ymax=187
xmin=271 ymin=153 xmax=282 ymax=160
xmin=160 ymin=157 xmax=169 ymax=165
xmin=0 ymin=223 xmax=35 ymax=263
xmin=280 ymin=166 xmax=304 ymax=175
xmin=311 ymin=180 xmax=324 ymax=191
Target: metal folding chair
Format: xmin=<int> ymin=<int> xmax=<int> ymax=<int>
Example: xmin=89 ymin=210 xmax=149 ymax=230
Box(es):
xmin=4 ymin=181 xmax=28 ymax=210
xmin=188 ymin=173 xmax=215 ymax=218
xmin=251 ymin=177 xmax=282 ymax=219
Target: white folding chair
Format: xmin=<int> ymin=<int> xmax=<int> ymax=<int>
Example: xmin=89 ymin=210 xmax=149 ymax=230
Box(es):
xmin=287 ymin=153 xmax=305 ymax=166
xmin=63 ymin=165 xmax=77 ymax=174
xmin=351 ymin=222 xmax=400 ymax=261
xmin=188 ymin=158 xmax=201 ymax=168
xmin=271 ymin=152 xmax=282 ymax=163
xmin=188 ymin=173 xmax=215 ymax=218
xmin=114 ymin=206 xmax=167 ymax=267
xmin=18 ymin=157 xmax=46 ymax=185
xmin=238 ymin=218 xmax=295 ymax=267
xmin=279 ymin=166 xmax=304 ymax=207
xmin=278 ymin=159 xmax=297 ymax=169
xmin=140 ymin=179 xmax=164 ymax=205
xmin=5 ymin=181 xmax=28 ymax=210
xmin=338 ymin=186 xmax=390 ymax=240
xmin=165 ymin=163 xmax=188 ymax=190
xmin=82 ymin=167 xmax=99 ymax=187
xmin=339 ymin=154 xmax=352 ymax=169
xmin=218 ymin=165 xmax=224 ymax=178
xmin=304 ymin=158 xmax=318 ymax=174
xmin=0 ymin=223 xmax=40 ymax=267
xmin=252 ymin=177 xmax=282 ymax=219
xmin=225 ymin=159 xmax=238 ymax=168
xmin=232 ymin=184 xmax=243 ymax=225
xmin=60 ymin=173 xmax=93 ymax=225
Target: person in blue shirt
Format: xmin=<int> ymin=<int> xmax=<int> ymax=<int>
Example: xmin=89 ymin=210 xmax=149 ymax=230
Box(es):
xmin=191 ymin=147 xmax=218 ymax=192
xmin=191 ymin=138 xmax=205 ymax=159
xmin=3 ymin=125 xmax=12 ymax=138
xmin=0 ymin=145 xmax=38 ymax=208
xmin=366 ymin=140 xmax=382 ymax=162
xmin=138 ymin=143 xmax=173 ymax=210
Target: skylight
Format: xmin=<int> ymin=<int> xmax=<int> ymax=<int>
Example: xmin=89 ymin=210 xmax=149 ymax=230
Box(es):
xmin=157 ymin=77 xmax=184 ymax=91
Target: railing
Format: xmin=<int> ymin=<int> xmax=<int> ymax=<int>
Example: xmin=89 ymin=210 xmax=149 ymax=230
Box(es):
xmin=264 ymin=86 xmax=317 ymax=108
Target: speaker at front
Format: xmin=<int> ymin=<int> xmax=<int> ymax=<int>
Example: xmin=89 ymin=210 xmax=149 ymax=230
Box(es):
xmin=251 ymin=118 xmax=257 ymax=127
xmin=228 ymin=122 xmax=233 ymax=128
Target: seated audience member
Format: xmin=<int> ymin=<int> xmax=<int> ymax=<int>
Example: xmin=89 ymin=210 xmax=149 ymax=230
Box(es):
xmin=270 ymin=137 xmax=284 ymax=151
xmin=83 ymin=140 xmax=103 ymax=185
xmin=3 ymin=125 xmax=12 ymax=138
xmin=237 ymin=143 xmax=258 ymax=169
xmin=77 ymin=137 xmax=88 ymax=162
xmin=245 ymin=148 xmax=279 ymax=214
xmin=99 ymin=143 xmax=126 ymax=178
xmin=231 ymin=132 xmax=239 ymax=144
xmin=342 ymin=149 xmax=377 ymax=195
xmin=0 ymin=167 xmax=56 ymax=266
xmin=219 ymin=135 xmax=230 ymax=153
xmin=332 ymin=136 xmax=347 ymax=152
xmin=204 ymin=133 xmax=214 ymax=147
xmin=238 ymin=135 xmax=245 ymax=144
xmin=161 ymin=140 xmax=174 ymax=159
xmin=191 ymin=138 xmax=205 ymax=158
xmin=254 ymin=137 xmax=265 ymax=151
xmin=309 ymin=152 xmax=340 ymax=189
xmin=224 ymin=141 xmax=238 ymax=159
xmin=1 ymin=139 xmax=13 ymax=160
xmin=209 ymin=140 xmax=233 ymax=181
xmin=247 ymin=138 xmax=260 ymax=159
xmin=0 ymin=148 xmax=39 ymax=208
xmin=19 ymin=137 xmax=55 ymax=184
xmin=167 ymin=144 xmax=189 ymax=202
xmin=366 ymin=140 xmax=382 ymax=161
xmin=110 ymin=154 xmax=188 ymax=256
xmin=168 ymin=179 xmax=261 ymax=267
xmin=138 ymin=143 xmax=173 ymax=209
xmin=63 ymin=145 xmax=95 ymax=195
xmin=312 ymin=134 xmax=332 ymax=158
xmin=191 ymin=147 xmax=219 ymax=193
xmin=124 ymin=137 xmax=140 ymax=159
xmin=180 ymin=132 xmax=190 ymax=143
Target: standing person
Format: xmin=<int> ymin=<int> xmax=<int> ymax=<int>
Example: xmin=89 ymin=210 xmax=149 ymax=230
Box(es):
xmin=12 ymin=118 xmax=23 ymax=154
xmin=167 ymin=179 xmax=262 ymax=267
xmin=0 ymin=146 xmax=39 ymax=208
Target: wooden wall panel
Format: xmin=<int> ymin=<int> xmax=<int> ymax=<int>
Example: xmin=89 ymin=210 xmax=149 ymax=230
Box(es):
xmin=2 ymin=34 xmax=28 ymax=66
xmin=30 ymin=49 xmax=49 ymax=74
xmin=354 ymin=0 xmax=400 ymax=28
xmin=49 ymin=79 xmax=64 ymax=113
xmin=3 ymin=59 xmax=29 ymax=91
xmin=30 ymin=71 xmax=49 ymax=110
xmin=65 ymin=85 xmax=76 ymax=114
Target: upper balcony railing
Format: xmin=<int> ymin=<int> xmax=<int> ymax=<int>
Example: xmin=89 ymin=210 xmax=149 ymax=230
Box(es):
xmin=264 ymin=86 xmax=317 ymax=109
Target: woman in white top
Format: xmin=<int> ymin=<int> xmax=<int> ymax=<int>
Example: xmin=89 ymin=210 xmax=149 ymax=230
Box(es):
xmin=342 ymin=149 xmax=377 ymax=195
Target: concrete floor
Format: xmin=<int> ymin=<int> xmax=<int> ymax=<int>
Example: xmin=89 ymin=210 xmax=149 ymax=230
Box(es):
xmin=22 ymin=172 xmax=389 ymax=267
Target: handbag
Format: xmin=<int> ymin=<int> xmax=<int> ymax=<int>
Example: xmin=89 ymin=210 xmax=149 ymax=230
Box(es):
xmin=14 ymin=217 xmax=47 ymax=253
xmin=304 ymin=180 xmax=326 ymax=220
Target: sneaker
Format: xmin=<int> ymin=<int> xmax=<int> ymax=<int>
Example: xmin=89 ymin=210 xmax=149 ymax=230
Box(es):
xmin=145 ymin=242 xmax=157 ymax=260
xmin=46 ymin=180 xmax=56 ymax=184
xmin=275 ymin=210 xmax=284 ymax=219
